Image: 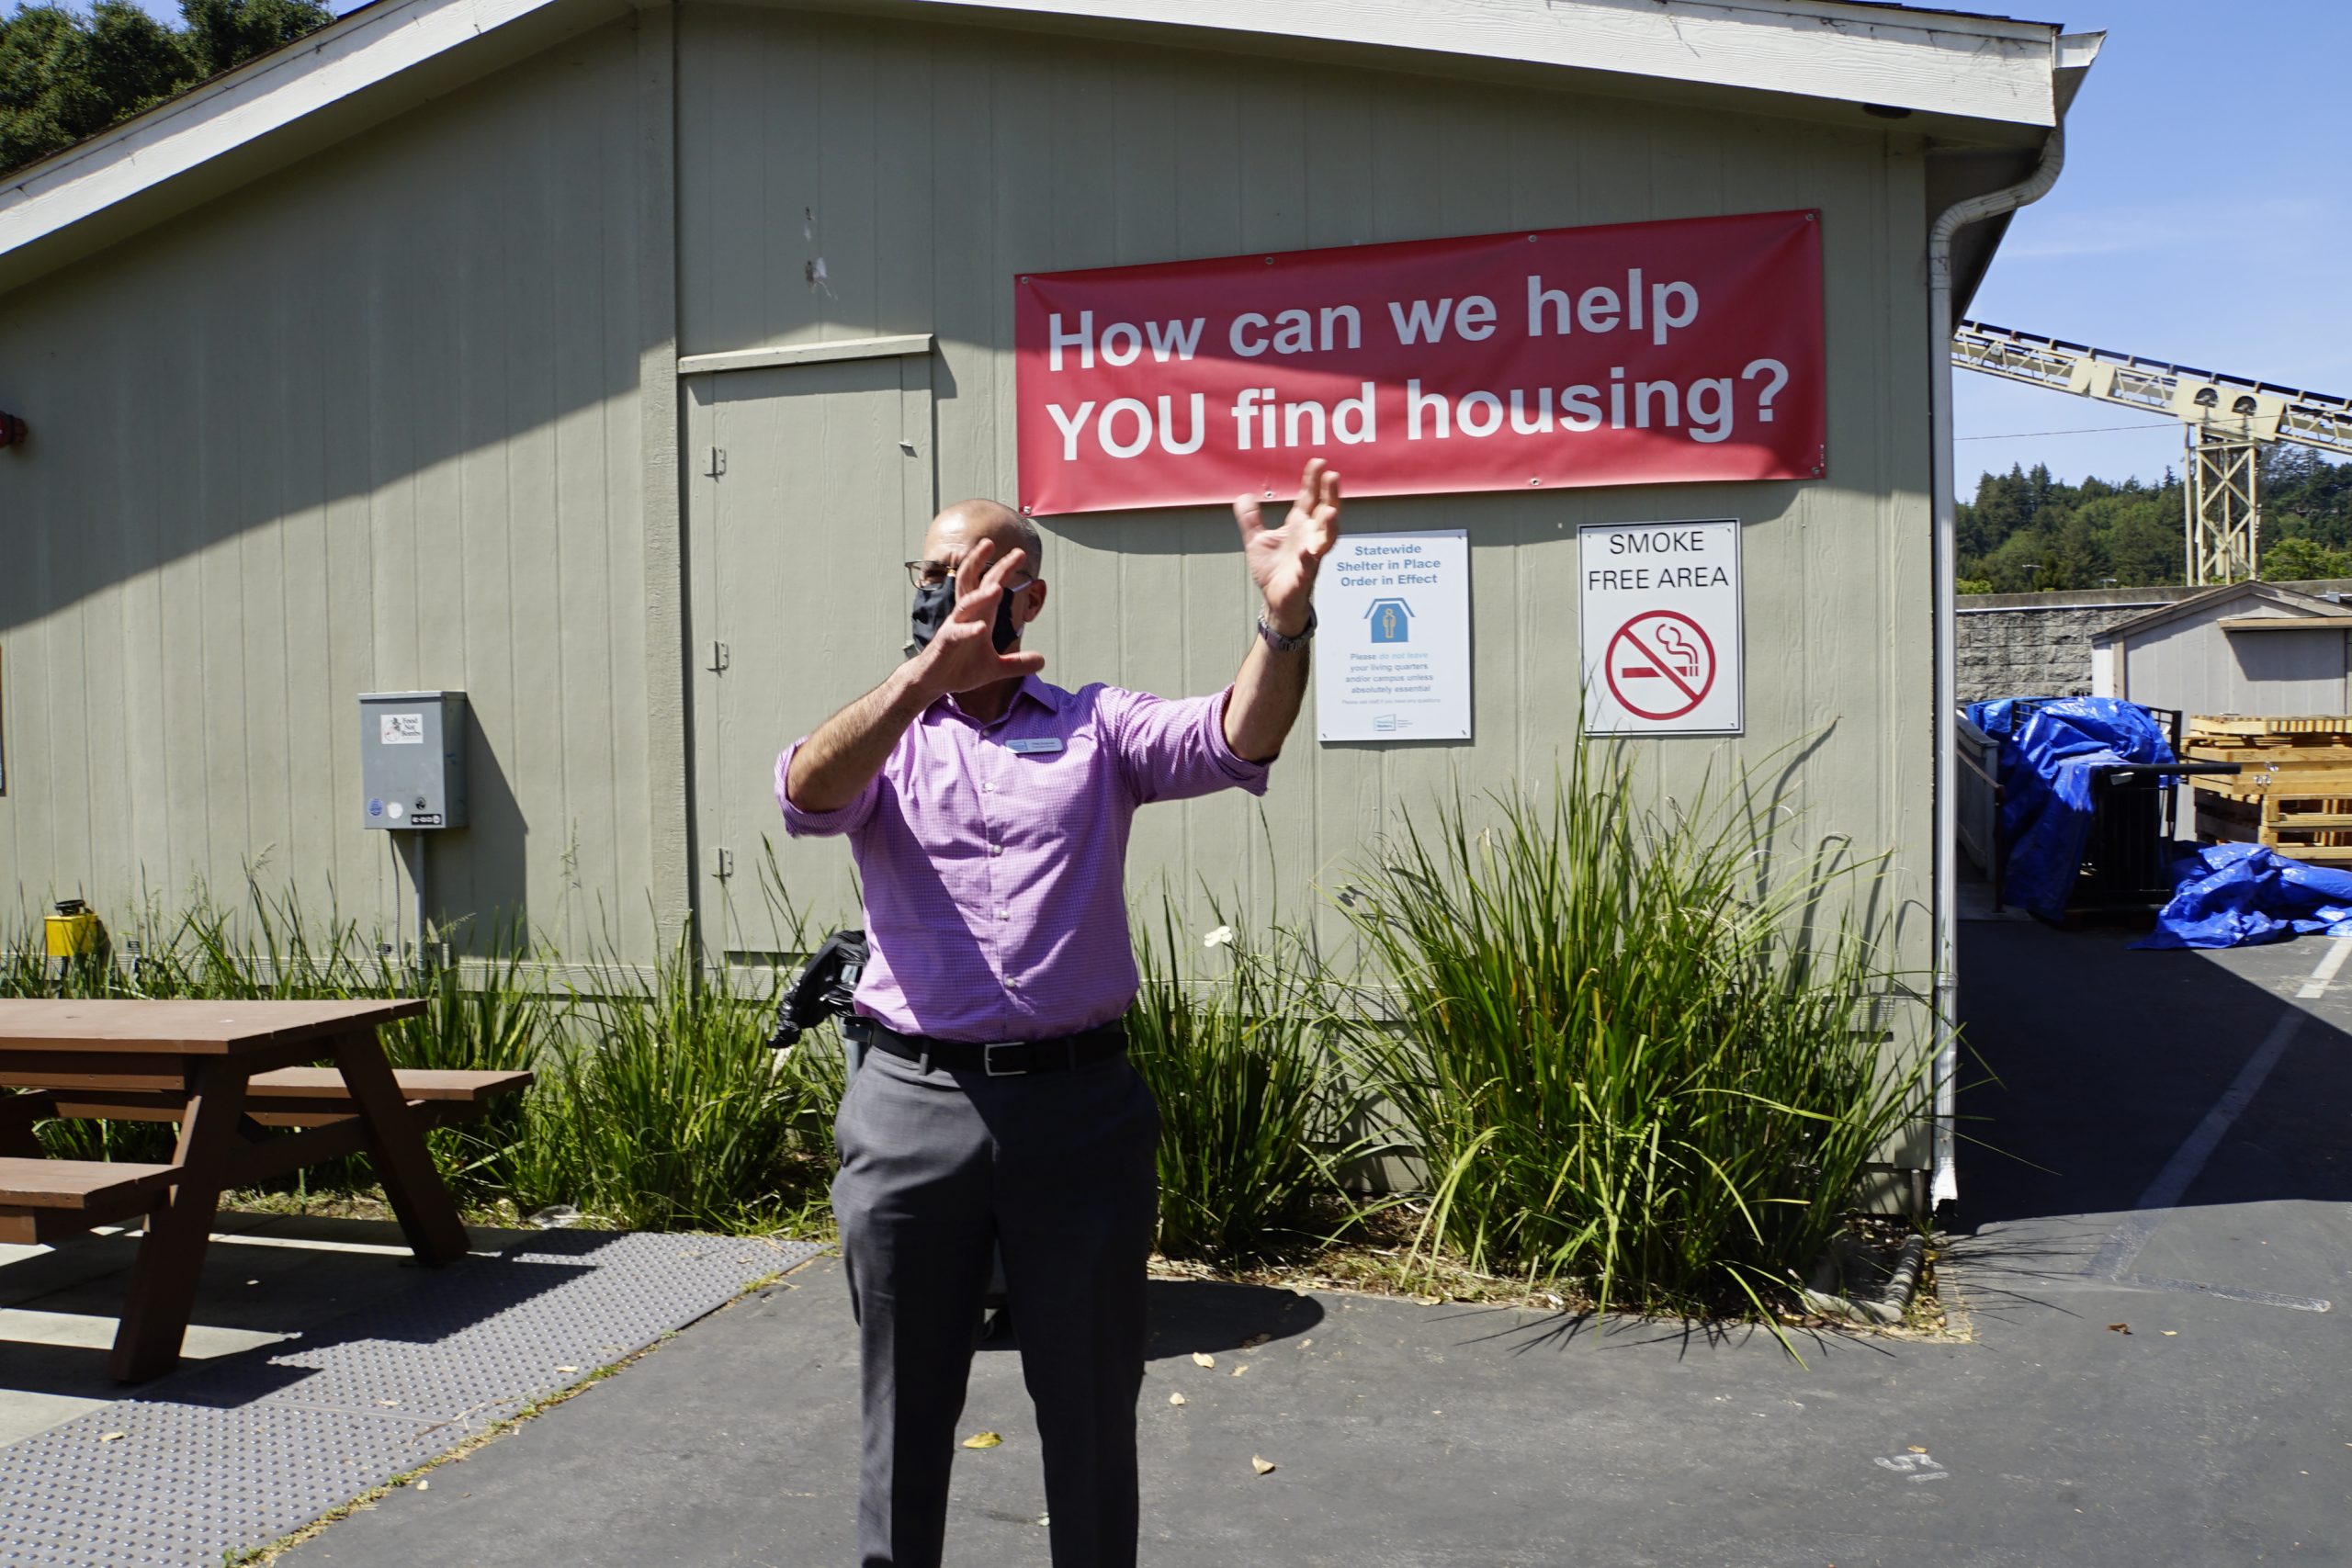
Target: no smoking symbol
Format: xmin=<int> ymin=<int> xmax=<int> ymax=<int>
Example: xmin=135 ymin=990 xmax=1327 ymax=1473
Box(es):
xmin=1604 ymin=611 xmax=1715 ymax=721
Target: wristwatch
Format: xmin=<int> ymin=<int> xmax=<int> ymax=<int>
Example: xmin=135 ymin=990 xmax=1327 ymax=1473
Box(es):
xmin=1256 ymin=606 xmax=1317 ymax=653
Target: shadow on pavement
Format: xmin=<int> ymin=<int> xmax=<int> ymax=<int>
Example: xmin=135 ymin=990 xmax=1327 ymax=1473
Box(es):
xmin=0 ymin=1219 xmax=611 ymax=1410
xmin=1957 ymin=917 xmax=2352 ymax=1228
xmin=983 ymin=1277 xmax=1326 ymax=1359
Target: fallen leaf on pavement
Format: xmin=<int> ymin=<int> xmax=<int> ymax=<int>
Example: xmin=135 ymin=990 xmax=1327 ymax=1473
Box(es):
xmin=1241 ymin=1334 xmax=1271 ymax=1348
xmin=1906 ymin=1446 xmax=1927 ymax=1453
xmin=1251 ymin=1455 xmax=1276 ymax=1475
xmin=2162 ymin=1331 xmax=2178 ymax=1337
xmin=962 ymin=1432 xmax=1002 ymax=1450
xmin=2108 ymin=1323 xmax=2132 ymax=1335
xmin=556 ymin=1366 xmax=581 ymax=1374
xmin=1412 ymin=1295 xmax=1442 ymax=1306
xmin=415 ymin=1480 xmax=429 ymax=1492
xmin=1169 ymin=1392 xmax=1187 ymax=1406
xmin=1231 ymin=1365 xmax=1249 ymax=1377
xmin=1192 ymin=1352 xmax=1216 ymax=1369
xmin=1298 ymin=1338 xmax=1313 ymax=1349
xmin=97 ymin=1432 xmax=125 ymax=1444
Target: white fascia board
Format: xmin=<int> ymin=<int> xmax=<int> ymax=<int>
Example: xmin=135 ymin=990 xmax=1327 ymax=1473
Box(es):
xmin=678 ymin=334 xmax=934 ymax=375
xmin=0 ymin=0 xmax=2069 ymax=270
xmin=0 ymin=0 xmax=578 ymax=260
xmin=892 ymin=0 xmax=2066 ymax=128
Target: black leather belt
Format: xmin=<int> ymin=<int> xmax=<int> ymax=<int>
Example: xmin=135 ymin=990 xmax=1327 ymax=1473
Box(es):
xmin=857 ymin=1020 xmax=1127 ymax=1077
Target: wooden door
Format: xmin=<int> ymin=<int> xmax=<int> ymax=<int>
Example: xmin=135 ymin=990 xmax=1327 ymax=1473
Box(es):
xmin=684 ymin=353 xmax=934 ymax=961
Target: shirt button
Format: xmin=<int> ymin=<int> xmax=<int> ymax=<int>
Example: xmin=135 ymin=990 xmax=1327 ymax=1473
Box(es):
xmin=990 ymin=844 xmax=1003 ymax=856
xmin=997 ymin=908 xmax=1009 ymax=919
xmin=982 ymin=783 xmax=996 ymax=794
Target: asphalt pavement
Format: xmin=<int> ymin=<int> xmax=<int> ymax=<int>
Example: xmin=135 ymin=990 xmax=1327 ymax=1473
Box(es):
xmin=277 ymin=916 xmax=2352 ymax=1567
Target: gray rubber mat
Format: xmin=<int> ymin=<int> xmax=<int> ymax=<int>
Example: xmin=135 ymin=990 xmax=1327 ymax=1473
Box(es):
xmin=0 ymin=1229 xmax=820 ymax=1566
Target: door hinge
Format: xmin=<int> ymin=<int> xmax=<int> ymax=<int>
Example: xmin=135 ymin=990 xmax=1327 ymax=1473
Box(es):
xmin=712 ymin=847 xmax=734 ymax=880
xmin=707 ymin=446 xmax=727 ymax=479
xmin=707 ymin=640 xmax=729 ymax=674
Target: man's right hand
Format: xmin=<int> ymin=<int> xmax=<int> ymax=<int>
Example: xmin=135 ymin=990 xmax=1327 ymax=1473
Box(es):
xmin=907 ymin=539 xmax=1046 ymax=697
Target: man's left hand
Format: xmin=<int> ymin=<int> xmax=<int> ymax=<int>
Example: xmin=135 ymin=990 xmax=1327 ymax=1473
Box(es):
xmin=1234 ymin=458 xmax=1341 ymax=637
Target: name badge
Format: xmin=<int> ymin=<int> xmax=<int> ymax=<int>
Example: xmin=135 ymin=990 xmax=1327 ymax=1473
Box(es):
xmin=1007 ymin=738 xmax=1064 ymax=756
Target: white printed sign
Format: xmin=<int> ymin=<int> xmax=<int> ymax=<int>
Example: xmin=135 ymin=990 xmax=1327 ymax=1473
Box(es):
xmin=379 ymin=713 xmax=425 ymax=745
xmin=1578 ymin=519 xmax=1742 ymax=736
xmin=1316 ymin=529 xmax=1472 ymax=743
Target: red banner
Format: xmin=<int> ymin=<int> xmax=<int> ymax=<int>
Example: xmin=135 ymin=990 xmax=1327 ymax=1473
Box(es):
xmin=1013 ymin=209 xmax=1825 ymax=516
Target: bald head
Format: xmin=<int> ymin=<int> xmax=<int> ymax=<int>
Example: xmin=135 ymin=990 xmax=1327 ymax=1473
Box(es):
xmin=925 ymin=499 xmax=1041 ymax=576
xmin=915 ymin=498 xmax=1048 ymax=649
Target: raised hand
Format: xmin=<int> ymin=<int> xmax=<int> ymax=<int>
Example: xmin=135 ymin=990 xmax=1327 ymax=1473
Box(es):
xmin=910 ymin=539 xmax=1045 ymax=696
xmin=1234 ymin=458 xmax=1342 ymax=637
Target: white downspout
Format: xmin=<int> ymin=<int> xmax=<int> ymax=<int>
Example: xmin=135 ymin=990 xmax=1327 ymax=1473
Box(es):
xmin=1926 ymin=125 xmax=2066 ymax=1212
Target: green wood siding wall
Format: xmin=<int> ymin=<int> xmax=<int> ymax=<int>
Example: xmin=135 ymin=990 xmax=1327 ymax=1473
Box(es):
xmin=0 ymin=22 xmax=665 ymax=961
xmin=675 ymin=8 xmax=1936 ymax=1013
xmin=0 ymin=2 xmax=1939 ymax=1122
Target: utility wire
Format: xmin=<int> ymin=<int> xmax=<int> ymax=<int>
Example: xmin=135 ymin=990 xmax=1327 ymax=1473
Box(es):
xmin=1957 ymin=422 xmax=2178 ymax=440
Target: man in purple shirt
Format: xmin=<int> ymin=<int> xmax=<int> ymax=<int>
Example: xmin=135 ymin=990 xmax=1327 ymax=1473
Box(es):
xmin=778 ymin=457 xmax=1340 ymax=1568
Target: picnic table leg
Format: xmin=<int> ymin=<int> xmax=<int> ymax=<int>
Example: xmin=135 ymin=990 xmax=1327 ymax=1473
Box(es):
xmin=109 ymin=1060 xmax=246 ymax=1382
xmin=329 ymin=1028 xmax=470 ymax=1265
xmin=0 ymin=1091 xmax=50 ymax=1157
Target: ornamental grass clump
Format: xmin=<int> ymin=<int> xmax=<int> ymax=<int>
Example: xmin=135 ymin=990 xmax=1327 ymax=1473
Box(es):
xmin=1126 ymin=891 xmax=1358 ymax=1264
xmin=1339 ymin=748 xmax=1933 ymax=1320
xmin=514 ymin=926 xmax=839 ymax=1233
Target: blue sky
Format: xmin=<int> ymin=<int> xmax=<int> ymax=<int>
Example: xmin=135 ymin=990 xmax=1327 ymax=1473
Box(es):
xmin=1953 ymin=0 xmax=2351 ymax=496
xmin=66 ymin=0 xmax=2352 ymax=500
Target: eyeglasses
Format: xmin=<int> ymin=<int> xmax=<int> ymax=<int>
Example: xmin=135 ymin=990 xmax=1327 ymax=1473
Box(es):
xmin=905 ymin=558 xmax=1037 ymax=592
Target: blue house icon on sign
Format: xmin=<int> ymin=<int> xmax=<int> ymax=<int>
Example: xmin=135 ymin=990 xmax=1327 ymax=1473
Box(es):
xmin=1365 ymin=597 xmax=1414 ymax=644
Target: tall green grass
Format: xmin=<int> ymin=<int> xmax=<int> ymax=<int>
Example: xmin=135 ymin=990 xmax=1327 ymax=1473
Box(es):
xmin=0 ymin=883 xmax=839 ymax=1232
xmin=1336 ymin=749 xmax=1933 ymax=1318
xmin=1126 ymin=892 xmax=1357 ymax=1263
xmin=504 ymin=925 xmax=840 ymax=1233
xmin=0 ymin=768 xmax=1935 ymax=1295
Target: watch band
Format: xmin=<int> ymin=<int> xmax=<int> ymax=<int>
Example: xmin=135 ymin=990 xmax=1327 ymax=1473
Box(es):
xmin=1256 ymin=606 xmax=1317 ymax=653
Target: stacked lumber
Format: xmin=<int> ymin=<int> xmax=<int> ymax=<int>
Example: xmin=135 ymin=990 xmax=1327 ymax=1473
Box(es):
xmin=2186 ymin=716 xmax=2352 ymax=863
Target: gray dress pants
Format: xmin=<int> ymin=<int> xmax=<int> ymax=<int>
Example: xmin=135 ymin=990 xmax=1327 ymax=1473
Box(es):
xmin=831 ymin=1041 xmax=1160 ymax=1568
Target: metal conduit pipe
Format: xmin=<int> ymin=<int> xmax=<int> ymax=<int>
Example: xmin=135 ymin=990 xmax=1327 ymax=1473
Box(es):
xmin=1925 ymin=124 xmax=2066 ymax=1212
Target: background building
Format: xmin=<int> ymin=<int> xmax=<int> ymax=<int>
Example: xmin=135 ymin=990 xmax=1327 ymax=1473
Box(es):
xmin=0 ymin=0 xmax=2096 ymax=1194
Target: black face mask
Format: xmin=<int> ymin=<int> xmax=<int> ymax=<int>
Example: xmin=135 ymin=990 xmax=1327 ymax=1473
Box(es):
xmin=910 ymin=580 xmax=1024 ymax=655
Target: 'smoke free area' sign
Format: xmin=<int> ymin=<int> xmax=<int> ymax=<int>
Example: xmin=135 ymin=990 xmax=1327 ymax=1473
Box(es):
xmin=1013 ymin=209 xmax=1824 ymax=515
xmin=1578 ymin=519 xmax=1743 ymax=737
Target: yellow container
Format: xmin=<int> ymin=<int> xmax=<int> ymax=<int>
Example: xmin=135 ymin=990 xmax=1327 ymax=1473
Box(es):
xmin=44 ymin=904 xmax=101 ymax=959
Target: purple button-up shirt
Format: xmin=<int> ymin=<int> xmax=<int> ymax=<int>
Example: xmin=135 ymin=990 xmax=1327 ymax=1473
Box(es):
xmin=776 ymin=677 xmax=1271 ymax=1042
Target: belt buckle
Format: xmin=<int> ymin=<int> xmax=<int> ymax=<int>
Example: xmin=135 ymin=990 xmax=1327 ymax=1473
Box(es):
xmin=983 ymin=1042 xmax=1026 ymax=1077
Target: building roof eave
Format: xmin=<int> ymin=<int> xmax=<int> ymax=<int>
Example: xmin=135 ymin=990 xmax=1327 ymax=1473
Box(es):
xmin=2096 ymin=582 xmax=2352 ymax=643
xmin=0 ymin=0 xmax=2079 ymax=297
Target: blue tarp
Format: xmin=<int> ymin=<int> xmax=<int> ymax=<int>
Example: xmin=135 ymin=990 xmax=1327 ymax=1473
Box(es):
xmin=1965 ymin=696 xmax=2177 ymax=921
xmin=2137 ymin=842 xmax=2352 ymax=949
xmin=1962 ymin=696 xmax=2053 ymax=742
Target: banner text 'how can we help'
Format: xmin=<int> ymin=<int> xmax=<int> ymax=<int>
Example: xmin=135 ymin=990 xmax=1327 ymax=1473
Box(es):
xmin=1013 ymin=209 xmax=1826 ymax=515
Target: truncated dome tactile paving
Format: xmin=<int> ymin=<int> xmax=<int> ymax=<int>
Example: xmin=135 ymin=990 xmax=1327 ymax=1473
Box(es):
xmin=0 ymin=1229 xmax=821 ymax=1567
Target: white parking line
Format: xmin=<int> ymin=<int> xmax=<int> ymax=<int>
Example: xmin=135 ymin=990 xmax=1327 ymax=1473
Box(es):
xmin=2297 ymin=933 xmax=2352 ymax=998
xmin=2086 ymin=1005 xmax=2303 ymax=1282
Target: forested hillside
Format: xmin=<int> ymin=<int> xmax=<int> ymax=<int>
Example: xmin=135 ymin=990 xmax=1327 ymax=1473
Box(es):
xmin=1956 ymin=447 xmax=2352 ymax=592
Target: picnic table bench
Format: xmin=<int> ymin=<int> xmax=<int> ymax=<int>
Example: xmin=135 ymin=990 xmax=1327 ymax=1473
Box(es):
xmin=0 ymin=998 xmax=531 ymax=1382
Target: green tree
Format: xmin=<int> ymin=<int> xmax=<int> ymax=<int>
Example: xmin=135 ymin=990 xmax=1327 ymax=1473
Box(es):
xmin=2257 ymin=534 xmax=2352 ymax=583
xmin=178 ymin=0 xmax=327 ymax=80
xmin=0 ymin=0 xmax=329 ymax=176
xmin=1958 ymin=464 xmax=2194 ymax=591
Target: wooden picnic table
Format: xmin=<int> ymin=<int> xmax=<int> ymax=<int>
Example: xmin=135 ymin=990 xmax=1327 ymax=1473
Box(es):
xmin=0 ymin=998 xmax=516 ymax=1382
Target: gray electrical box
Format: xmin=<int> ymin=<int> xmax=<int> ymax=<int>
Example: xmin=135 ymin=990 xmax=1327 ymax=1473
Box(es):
xmin=359 ymin=691 xmax=468 ymax=830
